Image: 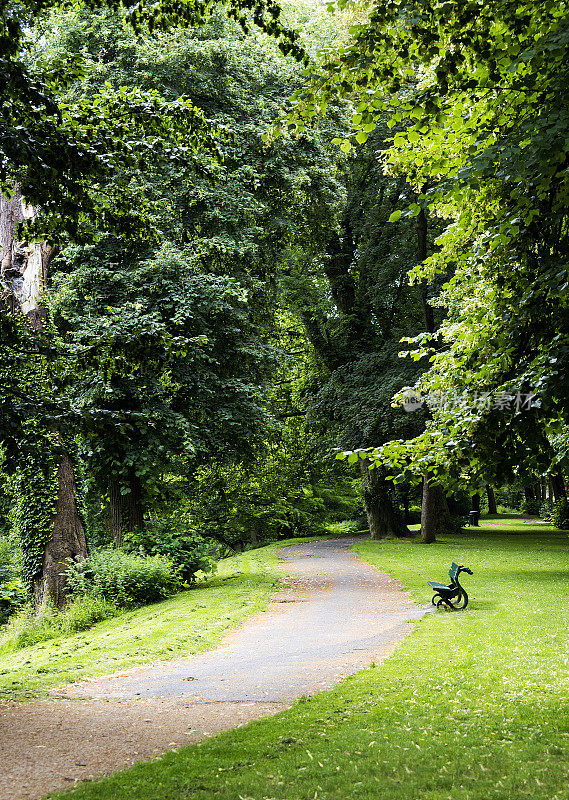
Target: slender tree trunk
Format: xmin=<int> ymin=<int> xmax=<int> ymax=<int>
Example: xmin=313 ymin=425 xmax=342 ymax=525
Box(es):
xmin=524 ymin=485 xmax=534 ymax=503
xmin=126 ymin=468 xmax=144 ymax=533
xmin=421 ymin=475 xmax=451 ymax=543
xmin=2 ymin=189 xmax=87 ymax=608
xmin=109 ymin=480 xmax=123 ymax=548
xmin=359 ymin=460 xmax=410 ymax=539
xmin=486 ymin=485 xmax=497 ymax=515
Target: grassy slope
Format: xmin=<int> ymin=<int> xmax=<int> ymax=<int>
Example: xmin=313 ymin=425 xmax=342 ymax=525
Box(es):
xmin=0 ymin=543 xmax=291 ymax=699
xmin=48 ymin=515 xmax=569 ymax=800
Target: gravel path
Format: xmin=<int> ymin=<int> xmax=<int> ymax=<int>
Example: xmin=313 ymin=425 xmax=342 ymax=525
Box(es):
xmin=0 ymin=537 xmax=428 ymax=800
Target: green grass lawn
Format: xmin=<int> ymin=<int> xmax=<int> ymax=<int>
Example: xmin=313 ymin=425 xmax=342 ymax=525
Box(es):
xmin=46 ymin=514 xmax=569 ymax=800
xmin=0 ymin=543 xmax=291 ymax=699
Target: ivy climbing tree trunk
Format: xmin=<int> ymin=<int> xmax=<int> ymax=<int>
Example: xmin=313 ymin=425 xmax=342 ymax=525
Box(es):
xmin=32 ymin=445 xmax=88 ymax=608
xmin=358 ymin=460 xmax=410 ymax=539
xmin=1 ymin=189 xmax=87 ymax=608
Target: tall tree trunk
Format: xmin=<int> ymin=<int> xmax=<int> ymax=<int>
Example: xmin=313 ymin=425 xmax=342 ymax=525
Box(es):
xmin=2 ymin=189 xmax=87 ymax=608
xmin=109 ymin=480 xmax=123 ymax=548
xmin=524 ymin=485 xmax=534 ymax=503
xmin=359 ymin=460 xmax=410 ymax=539
xmin=250 ymin=521 xmax=261 ymax=546
xmin=416 ymin=205 xmax=452 ymax=544
xmin=32 ymin=450 xmax=87 ymax=608
xmin=486 ymin=485 xmax=497 ymax=515
xmin=126 ymin=468 xmax=144 ymax=533
xmin=551 ymin=472 xmax=566 ymax=501
xmin=421 ymin=475 xmax=451 ymax=543
xmin=472 ymin=493 xmax=481 ymax=513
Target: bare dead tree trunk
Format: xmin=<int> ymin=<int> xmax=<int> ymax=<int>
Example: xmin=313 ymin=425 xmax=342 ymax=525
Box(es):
xmin=420 ymin=475 xmax=451 ymax=543
xmin=2 ymin=190 xmax=87 ymax=608
xmin=359 ymin=460 xmax=410 ymax=539
xmin=486 ymin=485 xmax=497 ymax=515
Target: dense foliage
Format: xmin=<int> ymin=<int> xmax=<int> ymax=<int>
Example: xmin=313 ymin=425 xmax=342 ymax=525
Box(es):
xmin=2 ymin=0 xmax=569 ymax=622
xmin=310 ymin=0 xmax=569 ymax=502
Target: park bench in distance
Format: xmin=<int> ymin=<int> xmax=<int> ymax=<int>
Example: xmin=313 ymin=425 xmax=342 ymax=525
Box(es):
xmin=428 ymin=562 xmax=473 ymax=610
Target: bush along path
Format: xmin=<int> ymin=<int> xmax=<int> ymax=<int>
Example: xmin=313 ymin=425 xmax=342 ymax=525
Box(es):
xmin=0 ymin=537 xmax=425 ymax=800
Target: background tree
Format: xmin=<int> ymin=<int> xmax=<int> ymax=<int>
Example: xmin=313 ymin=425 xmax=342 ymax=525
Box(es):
xmin=280 ymin=127 xmax=439 ymax=537
xmin=304 ymin=0 xmax=569 ymax=515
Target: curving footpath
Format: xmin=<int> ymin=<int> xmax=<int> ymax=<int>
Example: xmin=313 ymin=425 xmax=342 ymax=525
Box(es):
xmin=0 ymin=537 xmax=428 ymax=800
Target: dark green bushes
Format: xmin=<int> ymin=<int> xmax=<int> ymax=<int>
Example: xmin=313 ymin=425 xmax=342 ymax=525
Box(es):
xmin=67 ymin=549 xmax=182 ymax=608
xmin=124 ymin=520 xmax=215 ymax=584
xmin=521 ymin=497 xmax=541 ymax=516
xmin=0 ymin=578 xmax=27 ymax=625
xmin=550 ymin=498 xmax=569 ymax=530
xmin=0 ymin=536 xmax=26 ymax=624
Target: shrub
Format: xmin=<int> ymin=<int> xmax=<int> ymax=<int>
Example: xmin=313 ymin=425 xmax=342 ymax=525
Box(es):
xmin=0 ymin=594 xmax=118 ymax=651
xmin=0 ymin=578 xmax=27 ymax=625
xmin=539 ymin=500 xmax=554 ymax=522
xmin=0 ymin=535 xmax=25 ymax=624
xmin=521 ymin=497 xmax=541 ymax=516
xmin=448 ymin=515 xmax=467 ymax=535
xmin=447 ymin=491 xmax=472 ymax=517
xmin=123 ymin=520 xmax=215 ymax=584
xmin=67 ymin=548 xmax=182 ymax=608
xmin=406 ymin=506 xmax=422 ymax=525
xmin=494 ymin=485 xmax=524 ymax=512
xmin=551 ymin=498 xmax=569 ymax=530
xmin=325 ymin=520 xmax=360 ymax=536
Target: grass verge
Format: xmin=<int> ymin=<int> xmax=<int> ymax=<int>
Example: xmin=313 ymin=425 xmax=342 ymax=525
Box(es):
xmin=0 ymin=542 xmax=294 ymax=699
xmin=47 ymin=514 xmax=569 ymax=800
